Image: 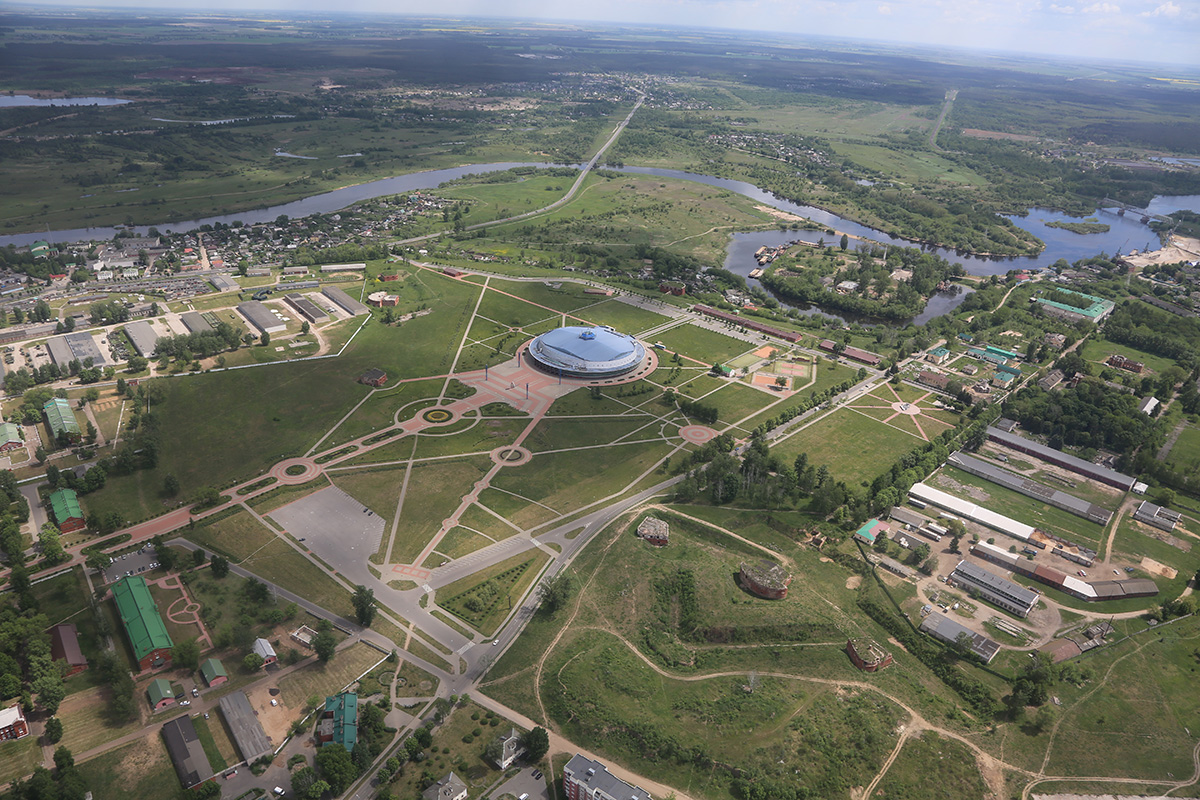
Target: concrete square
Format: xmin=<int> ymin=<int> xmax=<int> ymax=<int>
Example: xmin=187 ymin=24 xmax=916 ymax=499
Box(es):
xmin=268 ymin=486 xmax=384 ymax=568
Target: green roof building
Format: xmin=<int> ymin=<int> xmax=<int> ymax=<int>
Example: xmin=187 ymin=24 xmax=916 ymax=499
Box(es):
xmin=112 ymin=576 xmax=174 ymax=670
xmin=0 ymin=422 xmax=23 ymax=452
xmin=1032 ymin=288 xmax=1115 ymax=324
xmin=48 ymin=488 xmax=85 ymax=533
xmin=318 ymin=692 xmax=357 ymax=750
xmin=43 ymin=398 xmax=81 ymax=442
xmin=200 ymin=658 xmax=228 ymax=687
xmin=148 ymin=678 xmax=175 ymax=710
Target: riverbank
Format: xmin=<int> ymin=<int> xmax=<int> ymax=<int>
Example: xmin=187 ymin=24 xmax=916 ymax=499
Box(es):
xmin=1122 ymin=235 xmax=1200 ymax=268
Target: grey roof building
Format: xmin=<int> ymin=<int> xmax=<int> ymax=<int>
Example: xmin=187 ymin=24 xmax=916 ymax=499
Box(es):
xmin=948 ymin=451 xmax=1112 ymax=526
xmin=919 ymin=613 xmax=1001 ymax=664
xmin=321 ymin=286 xmax=368 ymax=317
xmin=161 ymin=715 xmax=213 ymax=789
xmin=180 ymin=311 xmax=213 ymax=334
xmin=421 ymin=771 xmax=468 ymax=800
xmin=124 ymin=320 xmax=161 ymax=357
xmin=210 ymin=274 xmax=239 ymax=292
xmin=490 ymin=727 xmax=525 ymax=769
xmin=47 ymin=332 xmax=107 ymax=368
xmin=218 ymin=690 xmax=273 ymax=763
xmin=950 ymin=560 xmax=1039 ymax=618
xmin=1133 ymin=500 xmax=1183 ymax=532
xmin=563 ymin=753 xmax=652 ymax=800
xmin=237 ymin=301 xmax=287 ymax=334
xmin=986 ymin=426 xmax=1135 ymax=490
xmin=284 ymin=293 xmax=329 ymax=324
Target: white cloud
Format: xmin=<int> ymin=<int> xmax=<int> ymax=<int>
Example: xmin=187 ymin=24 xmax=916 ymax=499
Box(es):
xmin=1141 ymin=1 xmax=1180 ymax=16
xmin=1048 ymin=3 xmax=1076 ymax=11
xmin=877 ymin=3 xmax=893 ymax=13
xmin=1082 ymin=1 xmax=1121 ymax=11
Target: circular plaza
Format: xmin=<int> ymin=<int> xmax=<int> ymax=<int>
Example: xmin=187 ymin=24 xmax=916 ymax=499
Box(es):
xmin=525 ymin=325 xmax=650 ymax=380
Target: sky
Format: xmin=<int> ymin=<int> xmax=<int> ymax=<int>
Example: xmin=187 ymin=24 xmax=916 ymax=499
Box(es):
xmin=15 ymin=0 xmax=1200 ymax=66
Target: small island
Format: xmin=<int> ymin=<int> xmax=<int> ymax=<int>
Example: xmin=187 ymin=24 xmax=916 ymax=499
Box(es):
xmin=1046 ymin=219 xmax=1111 ymax=235
xmin=758 ymin=241 xmax=965 ymax=320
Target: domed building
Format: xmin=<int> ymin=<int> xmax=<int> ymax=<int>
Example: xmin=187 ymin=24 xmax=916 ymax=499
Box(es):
xmin=526 ymin=325 xmax=646 ymax=379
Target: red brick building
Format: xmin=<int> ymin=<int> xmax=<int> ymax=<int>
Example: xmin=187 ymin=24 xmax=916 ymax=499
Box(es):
xmin=845 ymin=638 xmax=893 ymax=672
xmin=739 ymin=560 xmax=792 ymax=600
xmin=563 ymin=754 xmax=651 ymax=800
xmin=50 ymin=623 xmax=88 ymax=678
xmin=0 ymin=705 xmax=29 ymax=741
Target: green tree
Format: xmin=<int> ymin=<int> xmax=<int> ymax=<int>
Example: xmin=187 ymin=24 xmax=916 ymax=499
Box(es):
xmin=261 ymin=332 xmax=271 ymax=347
xmin=33 ymin=673 xmax=65 ymax=715
xmin=173 ymin=638 xmax=201 ymax=671
xmin=301 ymin=321 xmax=310 ymax=335
xmin=242 ymin=653 xmax=265 ymax=672
xmin=536 ymin=572 xmax=574 ymax=614
xmin=38 ymin=523 xmax=65 ymax=564
xmin=163 ymin=474 xmax=180 ymax=497
xmin=523 ymin=726 xmax=550 ymax=762
xmin=839 ymin=233 xmax=849 ymax=251
xmin=44 ymin=716 xmax=63 ymax=744
xmin=210 ymin=555 xmax=230 ymax=579
xmin=313 ymin=630 xmax=336 ymax=663
xmin=352 ymin=585 xmax=376 ymax=627
xmin=314 ymin=743 xmax=356 ymax=795
xmin=191 ymin=548 xmax=206 ymax=568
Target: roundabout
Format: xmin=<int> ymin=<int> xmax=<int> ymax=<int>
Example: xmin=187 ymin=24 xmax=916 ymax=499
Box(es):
xmin=272 ymin=458 xmax=321 ymax=484
xmin=489 ymin=445 xmax=533 ymax=466
xmin=680 ymin=425 xmax=719 ymax=444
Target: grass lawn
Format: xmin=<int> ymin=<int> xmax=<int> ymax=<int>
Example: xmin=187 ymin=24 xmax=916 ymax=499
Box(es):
xmin=277 ymin=642 xmax=384 ymax=710
xmin=58 ymin=685 xmax=145 ymax=754
xmin=655 ymin=324 xmax=753 ymax=364
xmin=475 ymin=286 xmax=564 ymax=329
xmin=391 ymin=457 xmax=492 ymax=563
xmin=873 ymin=732 xmax=990 ymax=800
xmin=408 ymin=416 xmax=528 ymax=461
xmin=772 ymin=407 xmax=920 ymax=487
xmin=476 ymin=487 xmax=560 ymax=530
xmin=380 ymin=702 xmax=513 ymax=799
xmin=438 ymin=550 xmax=551 ymax=636
xmin=700 ymin=382 xmax=774 ymax=425
xmin=192 ymin=714 xmax=231 ymax=772
xmin=545 ymin=389 xmax=632 ymax=417
xmin=328 ymin=464 xmax=407 ymax=520
xmin=489 ymin=440 xmax=674 ymax=527
xmin=573 ymin=299 xmax=671 ymax=335
xmin=522 ymin=416 xmax=660 ymax=453
xmin=437 ymin=526 xmax=495 ymax=559
xmin=1079 ymin=335 xmax=1181 ymax=376
xmin=76 ymin=734 xmax=180 ymax=800
xmin=0 ymin=735 xmax=42 ymax=786
xmin=732 ymin=359 xmax=860 ymax=433
xmin=395 ymin=660 xmax=440 ymax=698
xmin=318 ymin=378 xmax=447 ymax=449
xmin=148 ymin=583 xmax=203 ymax=645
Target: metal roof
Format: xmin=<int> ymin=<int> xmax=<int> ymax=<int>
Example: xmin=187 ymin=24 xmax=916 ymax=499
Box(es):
xmin=321 ymin=692 xmax=357 ymax=751
xmin=112 ymin=575 xmax=173 ymax=661
xmin=180 ymin=311 xmax=212 ymax=334
xmin=50 ymin=623 xmax=86 ymax=668
xmin=218 ymin=690 xmax=273 ymax=762
xmin=564 ymin=754 xmax=652 ymax=800
xmin=124 ymin=320 xmax=161 ymax=357
xmin=528 ymin=326 xmax=645 ymax=376
xmin=948 ymin=452 xmax=1112 ymax=525
xmin=162 ymin=715 xmax=212 ymax=789
xmin=918 ymin=613 xmax=1000 ymax=664
xmin=986 ymin=426 xmax=1135 ymax=489
xmin=200 ymin=657 xmax=227 ymax=684
xmin=237 ymin=301 xmax=287 ymax=334
xmin=321 ymin=286 xmax=368 ymax=316
xmin=49 ymin=488 xmax=83 ymax=524
xmin=43 ymin=397 xmax=81 ymax=437
xmin=952 ymin=560 xmax=1039 ymax=609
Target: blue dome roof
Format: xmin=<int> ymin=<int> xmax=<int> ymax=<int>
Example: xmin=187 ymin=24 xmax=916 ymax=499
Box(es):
xmin=527 ymin=326 xmax=646 ymax=378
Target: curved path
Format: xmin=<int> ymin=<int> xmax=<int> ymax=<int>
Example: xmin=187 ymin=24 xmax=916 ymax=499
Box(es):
xmin=397 ymin=93 xmax=644 ymax=246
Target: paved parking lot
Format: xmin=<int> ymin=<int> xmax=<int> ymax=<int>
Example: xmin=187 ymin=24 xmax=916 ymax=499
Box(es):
xmin=494 ymin=766 xmax=550 ymax=800
xmin=103 ymin=545 xmax=161 ymax=584
xmin=268 ymin=485 xmax=384 ymax=571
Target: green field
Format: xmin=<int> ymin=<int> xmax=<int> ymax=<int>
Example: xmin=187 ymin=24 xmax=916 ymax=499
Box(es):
xmin=1079 ymin=335 xmax=1182 ymax=376
xmin=574 ymin=299 xmax=672 ymax=335
xmin=772 ymin=407 xmax=922 ymax=486
xmin=655 ymin=324 xmax=754 ymax=364
xmin=76 ymin=735 xmax=180 ymax=800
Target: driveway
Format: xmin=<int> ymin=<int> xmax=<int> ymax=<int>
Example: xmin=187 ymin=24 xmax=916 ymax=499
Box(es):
xmin=493 ymin=766 xmax=549 ymax=800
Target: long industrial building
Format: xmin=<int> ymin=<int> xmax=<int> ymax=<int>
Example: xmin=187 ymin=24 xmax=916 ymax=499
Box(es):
xmin=919 ymin=613 xmax=1000 ymax=664
xmin=970 ymin=541 xmax=1158 ymax=602
xmin=124 ymin=320 xmax=161 ymax=357
xmin=180 ymin=311 xmax=212 ymax=334
xmin=46 ymin=332 xmax=107 ymax=368
xmin=283 ymin=293 xmax=329 ymax=324
xmin=948 ymin=451 xmax=1112 ymax=526
xmin=1133 ymin=500 xmax=1182 ymax=532
xmin=161 ymin=716 xmax=213 ymax=790
xmin=692 ymin=305 xmax=803 ymax=343
xmin=218 ymin=691 xmax=272 ymax=764
xmin=321 ymin=286 xmax=368 ymax=317
xmin=950 ymin=559 xmax=1039 ymax=617
xmin=985 ymin=426 xmax=1136 ymax=490
xmin=236 ymin=301 xmax=287 ymax=334
xmin=908 ymin=482 xmax=1097 ymax=566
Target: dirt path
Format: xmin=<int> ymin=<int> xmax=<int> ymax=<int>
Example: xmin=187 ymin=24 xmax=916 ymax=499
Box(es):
xmin=928 ymin=89 xmax=957 ymax=152
xmin=1103 ymin=495 xmax=1138 ymax=564
xmin=862 ymin=721 xmax=917 ymax=799
xmin=1159 ymin=416 xmax=1188 ymax=462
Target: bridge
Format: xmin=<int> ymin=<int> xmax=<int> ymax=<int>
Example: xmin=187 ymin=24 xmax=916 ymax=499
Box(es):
xmin=1101 ymin=197 xmax=1173 ymax=224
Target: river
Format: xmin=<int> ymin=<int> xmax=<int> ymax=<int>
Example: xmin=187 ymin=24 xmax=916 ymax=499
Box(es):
xmin=3 ymin=161 xmax=1197 ymax=326
xmin=0 ymin=95 xmax=131 ymax=108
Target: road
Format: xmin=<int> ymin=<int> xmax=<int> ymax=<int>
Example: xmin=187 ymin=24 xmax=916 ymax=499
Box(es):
xmin=929 ymin=88 xmax=957 ymax=153
xmin=395 ymin=93 xmax=644 ymax=247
